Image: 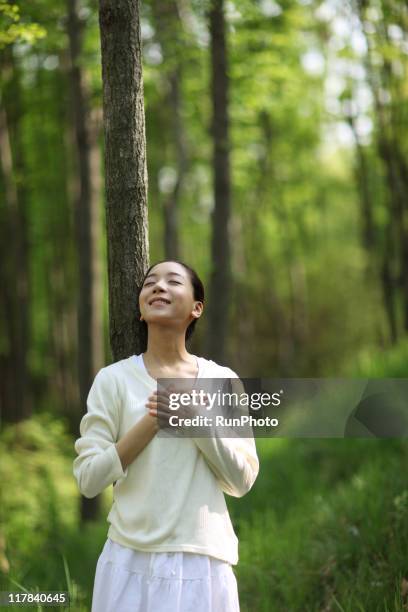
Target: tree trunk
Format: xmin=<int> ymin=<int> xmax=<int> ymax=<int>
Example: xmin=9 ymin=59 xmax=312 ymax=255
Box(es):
xmin=347 ymin=116 xmax=375 ymax=253
xmin=67 ymin=0 xmax=104 ymax=522
xmin=356 ymin=3 xmax=407 ymax=338
xmin=381 ymin=225 xmax=398 ymax=344
xmin=162 ymin=65 xmax=184 ymax=260
xmin=36 ymin=50 xmax=80 ymax=431
xmin=0 ymin=49 xmax=31 ymax=424
xmin=205 ymin=0 xmax=232 ymax=364
xmin=151 ymin=1 xmax=188 ymax=261
xmin=98 ymin=0 xmax=149 ymax=361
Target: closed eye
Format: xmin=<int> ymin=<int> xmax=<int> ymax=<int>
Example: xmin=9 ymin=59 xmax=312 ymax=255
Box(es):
xmin=143 ymin=279 xmax=182 ymax=287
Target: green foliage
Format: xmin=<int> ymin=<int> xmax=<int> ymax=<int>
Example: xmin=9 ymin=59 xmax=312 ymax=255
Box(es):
xmin=3 ymin=0 xmax=406 ymax=381
xmin=0 ymin=1 xmax=46 ymax=48
xmin=3 ymin=416 xmax=408 ymax=611
xmin=0 ymin=414 xmax=76 ymax=572
xmin=231 ymin=438 xmax=408 ymax=611
xmin=351 ymin=339 xmax=408 ymax=378
xmin=0 ymin=414 xmax=113 ymax=610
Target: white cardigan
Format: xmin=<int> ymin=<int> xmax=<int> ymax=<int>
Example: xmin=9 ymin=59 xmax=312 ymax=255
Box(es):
xmin=73 ymin=355 xmax=259 ymax=565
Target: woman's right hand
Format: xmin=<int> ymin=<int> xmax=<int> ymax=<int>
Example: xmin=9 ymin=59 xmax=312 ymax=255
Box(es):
xmin=145 ymin=385 xmax=209 ymax=430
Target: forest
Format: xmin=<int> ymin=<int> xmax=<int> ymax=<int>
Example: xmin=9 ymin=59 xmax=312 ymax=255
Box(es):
xmin=1 ymin=0 xmax=408 ymax=610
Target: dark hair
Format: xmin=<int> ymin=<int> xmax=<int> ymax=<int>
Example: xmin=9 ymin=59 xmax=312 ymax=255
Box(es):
xmin=137 ymin=260 xmax=205 ymax=351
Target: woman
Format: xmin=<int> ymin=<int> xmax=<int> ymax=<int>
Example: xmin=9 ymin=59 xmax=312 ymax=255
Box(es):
xmin=73 ymin=259 xmax=259 ymax=612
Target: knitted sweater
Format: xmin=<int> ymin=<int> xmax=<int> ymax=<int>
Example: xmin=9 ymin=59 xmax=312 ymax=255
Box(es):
xmin=73 ymin=354 xmax=259 ymax=565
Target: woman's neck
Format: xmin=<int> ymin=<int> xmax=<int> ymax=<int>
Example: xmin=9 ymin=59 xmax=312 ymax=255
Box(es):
xmin=144 ymin=325 xmax=193 ymax=366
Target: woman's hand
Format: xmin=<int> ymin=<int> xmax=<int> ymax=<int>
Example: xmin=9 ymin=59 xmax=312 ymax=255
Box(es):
xmin=145 ymin=385 xmax=209 ymax=430
xmin=145 ymin=389 xmax=173 ymax=428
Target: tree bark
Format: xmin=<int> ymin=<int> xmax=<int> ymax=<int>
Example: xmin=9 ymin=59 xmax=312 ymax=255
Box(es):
xmin=98 ymin=0 xmax=149 ymax=361
xmin=205 ymin=0 xmax=232 ymax=363
xmin=67 ymin=0 xmax=104 ymax=522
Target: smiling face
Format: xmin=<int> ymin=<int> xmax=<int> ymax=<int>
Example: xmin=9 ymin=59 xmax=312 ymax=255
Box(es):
xmin=139 ymin=261 xmax=203 ymax=333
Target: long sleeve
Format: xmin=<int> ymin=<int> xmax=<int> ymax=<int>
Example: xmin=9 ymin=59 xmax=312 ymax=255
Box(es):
xmin=192 ymin=374 xmax=260 ymax=498
xmin=73 ymin=367 xmax=127 ymax=499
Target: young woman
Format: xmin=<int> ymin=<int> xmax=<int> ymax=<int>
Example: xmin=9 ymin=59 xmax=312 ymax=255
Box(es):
xmin=73 ymin=260 xmax=259 ymax=612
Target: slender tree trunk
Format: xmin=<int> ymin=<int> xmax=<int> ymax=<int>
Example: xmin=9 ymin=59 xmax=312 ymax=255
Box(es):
xmin=377 ymin=134 xmax=405 ymax=341
xmin=0 ymin=49 xmax=31 ymax=424
xmin=151 ymin=1 xmax=188 ymax=260
xmin=356 ymin=3 xmax=407 ymax=338
xmin=393 ymin=144 xmax=408 ymax=332
xmin=98 ymin=0 xmax=149 ymax=361
xmin=162 ymin=65 xmax=185 ymax=260
xmin=0 ymin=103 xmax=18 ymax=424
xmin=32 ymin=55 xmax=80 ymax=427
xmin=67 ymin=0 xmax=104 ymax=521
xmin=205 ymin=0 xmax=232 ymax=363
xmin=347 ymin=116 xmax=375 ymax=253
xmin=382 ymin=225 xmax=398 ymax=344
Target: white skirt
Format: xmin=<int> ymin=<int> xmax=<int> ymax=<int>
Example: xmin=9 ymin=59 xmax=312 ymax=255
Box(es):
xmin=91 ymin=538 xmax=240 ymax=612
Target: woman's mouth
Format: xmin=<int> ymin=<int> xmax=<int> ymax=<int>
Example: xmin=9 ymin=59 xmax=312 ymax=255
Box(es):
xmin=149 ymin=298 xmax=171 ymax=306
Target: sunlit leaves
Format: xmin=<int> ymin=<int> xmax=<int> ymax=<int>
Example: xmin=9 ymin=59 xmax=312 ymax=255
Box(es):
xmin=0 ymin=1 xmax=46 ymax=48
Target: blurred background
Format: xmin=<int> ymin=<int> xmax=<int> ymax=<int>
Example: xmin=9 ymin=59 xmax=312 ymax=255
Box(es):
xmin=1 ymin=0 xmax=408 ymax=610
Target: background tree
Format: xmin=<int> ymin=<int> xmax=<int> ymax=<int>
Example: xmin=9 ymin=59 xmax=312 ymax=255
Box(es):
xmin=149 ymin=0 xmax=187 ymax=260
xmin=0 ymin=4 xmax=45 ymax=423
xmin=205 ymin=0 xmax=232 ymax=364
xmin=66 ymin=0 xmax=104 ymax=521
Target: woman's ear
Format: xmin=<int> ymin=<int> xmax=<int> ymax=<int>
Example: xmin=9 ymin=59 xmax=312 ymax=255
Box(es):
xmin=192 ymin=302 xmax=204 ymax=319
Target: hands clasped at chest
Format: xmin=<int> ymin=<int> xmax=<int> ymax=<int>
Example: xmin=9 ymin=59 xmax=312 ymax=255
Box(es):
xmin=145 ymin=384 xmax=210 ymax=430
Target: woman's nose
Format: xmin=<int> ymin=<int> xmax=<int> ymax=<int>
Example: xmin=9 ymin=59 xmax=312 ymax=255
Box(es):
xmin=153 ymin=280 xmax=166 ymax=291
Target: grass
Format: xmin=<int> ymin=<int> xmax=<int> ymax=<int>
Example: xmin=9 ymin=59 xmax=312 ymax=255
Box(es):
xmin=1 ymin=348 xmax=408 ymax=612
xmin=228 ymin=438 xmax=408 ymax=611
xmin=3 ymin=435 xmax=407 ymax=611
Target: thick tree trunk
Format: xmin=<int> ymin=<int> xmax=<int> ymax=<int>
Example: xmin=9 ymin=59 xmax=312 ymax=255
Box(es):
xmin=205 ymin=0 xmax=232 ymax=363
xmin=0 ymin=50 xmax=31 ymax=424
xmin=67 ymin=0 xmax=104 ymax=522
xmin=98 ymin=0 xmax=149 ymax=361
